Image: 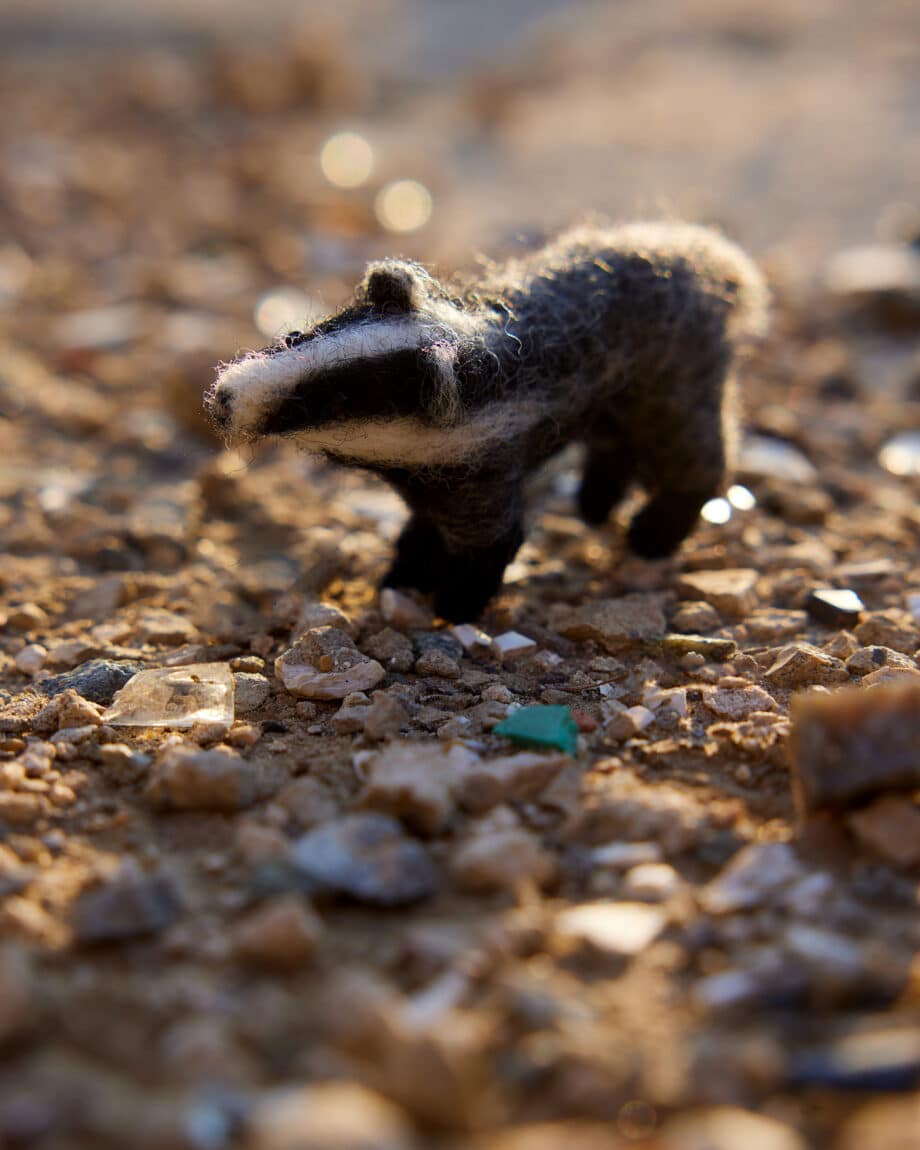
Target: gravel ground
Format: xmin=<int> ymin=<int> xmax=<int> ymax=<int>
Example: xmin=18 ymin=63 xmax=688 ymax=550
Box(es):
xmin=1 ymin=4 xmax=920 ymax=1148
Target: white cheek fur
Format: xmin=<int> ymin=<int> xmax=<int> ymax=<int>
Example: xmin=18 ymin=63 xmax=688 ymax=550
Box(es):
xmin=292 ymin=401 xmax=545 ymax=468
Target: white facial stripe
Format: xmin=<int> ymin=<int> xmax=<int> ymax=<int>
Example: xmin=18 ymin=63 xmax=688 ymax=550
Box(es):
xmin=291 ymin=401 xmax=544 ymax=468
xmin=214 ymin=318 xmax=433 ymax=438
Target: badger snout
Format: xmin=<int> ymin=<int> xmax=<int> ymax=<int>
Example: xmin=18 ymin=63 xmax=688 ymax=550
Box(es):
xmin=206 ymin=385 xmax=234 ymax=434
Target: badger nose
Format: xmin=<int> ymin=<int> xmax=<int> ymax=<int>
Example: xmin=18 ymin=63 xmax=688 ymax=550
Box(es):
xmin=209 ymin=388 xmax=232 ymax=428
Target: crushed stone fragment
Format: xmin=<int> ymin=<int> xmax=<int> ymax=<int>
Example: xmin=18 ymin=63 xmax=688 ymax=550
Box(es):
xmin=764 ymin=642 xmax=849 ymax=689
xmin=146 ymin=744 xmax=257 ymax=812
xmin=788 ymin=680 xmax=920 ymax=813
xmin=72 ymin=868 xmax=182 ymax=943
xmin=700 ymin=842 xmax=803 ymax=915
xmin=676 ymin=568 xmax=758 ymax=618
xmin=553 ymin=594 xmax=667 ymax=652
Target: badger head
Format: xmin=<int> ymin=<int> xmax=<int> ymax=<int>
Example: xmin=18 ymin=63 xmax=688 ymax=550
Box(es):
xmin=206 ymin=260 xmax=474 ymax=457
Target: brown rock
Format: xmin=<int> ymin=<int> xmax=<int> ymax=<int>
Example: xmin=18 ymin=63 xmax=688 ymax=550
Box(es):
xmin=452 ymin=822 xmax=555 ymax=892
xmin=457 ymin=751 xmax=570 ymax=813
xmin=233 ymin=896 xmax=322 ymax=971
xmin=146 ymin=744 xmax=257 ymax=812
xmin=676 ymin=568 xmax=759 ymax=618
xmin=764 ymin=643 xmax=849 ymax=689
xmin=847 ymin=796 xmax=920 ymax=867
xmin=789 ymin=680 xmax=920 ymax=813
xmin=553 ymin=593 xmax=667 ymax=652
xmin=362 ymin=628 xmax=415 ymax=673
xmin=33 ymin=688 xmax=104 ymax=735
xmin=72 ymin=868 xmax=182 ymax=943
xmin=854 ymin=610 xmax=919 ymax=655
xmin=6 ymin=603 xmax=49 ymax=631
xmin=670 ymin=600 xmax=722 ymax=634
xmin=245 ymin=1082 xmax=413 ymax=1150
xmin=362 ymin=691 xmax=409 ymax=741
xmin=846 ymin=645 xmax=917 ymax=677
xmin=0 ymin=943 xmax=33 ymax=1042
xmin=276 ymin=776 xmax=340 ymax=828
xmin=703 ymin=685 xmax=776 ymax=720
xmin=414 ymin=649 xmax=462 ymax=679
xmin=661 ymin=1106 xmax=805 ymax=1150
xmin=0 ymin=792 xmax=47 ymax=826
xmin=358 ymin=742 xmax=475 ymax=834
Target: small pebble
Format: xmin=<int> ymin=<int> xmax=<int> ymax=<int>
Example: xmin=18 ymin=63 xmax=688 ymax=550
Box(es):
xmin=146 ymin=744 xmax=257 ymax=812
xmin=764 ymin=643 xmax=849 ymax=689
xmin=452 ymin=824 xmax=555 ymax=892
xmin=291 ymin=813 xmax=439 ymax=906
xmin=232 ymin=895 xmax=323 ymax=971
xmin=72 ymin=869 xmax=182 ymax=943
xmin=14 ymin=644 xmax=47 ymax=676
xmin=414 ymin=649 xmax=462 ymax=679
xmin=700 ymin=842 xmax=803 ymax=915
xmin=6 ymin=603 xmax=49 ymax=631
xmin=676 ymin=568 xmax=759 ymax=618
xmin=233 ymin=672 xmax=271 ymax=712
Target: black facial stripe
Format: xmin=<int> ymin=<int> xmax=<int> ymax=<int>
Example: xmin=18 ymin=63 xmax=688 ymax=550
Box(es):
xmin=258 ymin=348 xmax=431 ymax=436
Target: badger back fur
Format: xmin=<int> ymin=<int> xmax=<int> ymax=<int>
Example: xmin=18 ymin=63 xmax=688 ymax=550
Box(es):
xmin=208 ymin=222 xmax=768 ymax=621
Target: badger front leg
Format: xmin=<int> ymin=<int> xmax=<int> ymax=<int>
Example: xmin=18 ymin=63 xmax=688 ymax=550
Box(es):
xmin=382 ymin=517 xmax=447 ymax=594
xmin=385 ymin=467 xmax=525 ymax=622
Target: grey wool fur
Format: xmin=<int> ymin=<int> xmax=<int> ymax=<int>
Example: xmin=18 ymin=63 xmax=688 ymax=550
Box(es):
xmin=207 ymin=222 xmax=768 ymax=621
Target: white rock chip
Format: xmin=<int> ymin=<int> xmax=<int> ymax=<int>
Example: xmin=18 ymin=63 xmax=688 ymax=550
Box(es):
xmin=555 ymin=901 xmax=667 ymax=957
xmin=491 ymin=631 xmax=537 ymax=661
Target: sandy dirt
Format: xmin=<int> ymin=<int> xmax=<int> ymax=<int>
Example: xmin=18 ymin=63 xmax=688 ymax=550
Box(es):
xmin=1 ymin=3 xmax=920 ymax=1148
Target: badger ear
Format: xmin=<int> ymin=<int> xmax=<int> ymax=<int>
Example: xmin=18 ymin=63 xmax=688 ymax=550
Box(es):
xmin=362 ymin=260 xmax=422 ymax=312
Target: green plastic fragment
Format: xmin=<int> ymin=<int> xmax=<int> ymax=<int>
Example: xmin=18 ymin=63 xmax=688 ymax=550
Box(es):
xmin=493 ymin=705 xmax=579 ymax=755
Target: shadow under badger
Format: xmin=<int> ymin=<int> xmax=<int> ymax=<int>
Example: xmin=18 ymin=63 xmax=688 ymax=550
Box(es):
xmin=207 ymin=223 xmax=767 ymax=621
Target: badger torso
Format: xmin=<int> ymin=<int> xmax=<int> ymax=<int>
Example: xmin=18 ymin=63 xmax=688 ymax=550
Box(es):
xmin=208 ymin=222 xmax=767 ymax=620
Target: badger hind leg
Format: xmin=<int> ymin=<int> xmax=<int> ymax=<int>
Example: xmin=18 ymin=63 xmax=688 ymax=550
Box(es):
xmin=625 ymin=369 xmax=732 ymax=559
xmin=578 ymin=438 xmax=636 ymax=525
xmin=627 ymin=489 xmax=717 ymax=558
xmin=381 ymin=516 xmax=446 ymax=593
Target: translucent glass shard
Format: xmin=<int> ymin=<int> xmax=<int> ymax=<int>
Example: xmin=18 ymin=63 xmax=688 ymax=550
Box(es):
xmin=104 ymin=662 xmax=234 ymax=728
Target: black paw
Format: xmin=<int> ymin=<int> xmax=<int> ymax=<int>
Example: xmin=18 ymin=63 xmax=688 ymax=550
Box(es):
xmin=430 ymin=526 xmax=524 ymax=621
xmin=577 ymin=483 xmax=615 ymax=526
xmin=625 ymin=496 xmax=703 ymax=558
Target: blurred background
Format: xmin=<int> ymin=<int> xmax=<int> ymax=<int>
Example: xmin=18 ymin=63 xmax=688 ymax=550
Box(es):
xmin=2 ymin=5 xmax=920 ymax=1147
xmin=1 ymin=0 xmax=919 ymax=358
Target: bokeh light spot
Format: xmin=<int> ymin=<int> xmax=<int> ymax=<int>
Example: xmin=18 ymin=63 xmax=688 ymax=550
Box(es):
xmin=254 ymin=288 xmax=322 ymax=338
xmin=701 ymin=496 xmax=732 ymax=524
xmin=727 ymin=483 xmax=756 ymax=510
xmin=319 ymin=131 xmax=374 ymax=189
xmin=374 ymin=179 xmax=433 ymax=233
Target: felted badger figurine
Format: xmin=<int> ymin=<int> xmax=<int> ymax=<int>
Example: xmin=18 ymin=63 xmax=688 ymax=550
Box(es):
xmin=208 ymin=223 xmax=767 ymax=621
